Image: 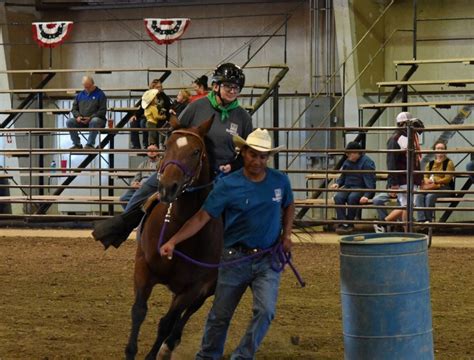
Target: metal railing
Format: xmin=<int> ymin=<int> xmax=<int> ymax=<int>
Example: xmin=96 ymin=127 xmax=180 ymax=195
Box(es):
xmin=0 ymin=124 xmax=472 ymax=233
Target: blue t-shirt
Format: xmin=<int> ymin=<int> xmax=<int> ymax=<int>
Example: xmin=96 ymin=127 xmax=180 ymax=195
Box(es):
xmin=203 ymin=168 xmax=294 ymax=249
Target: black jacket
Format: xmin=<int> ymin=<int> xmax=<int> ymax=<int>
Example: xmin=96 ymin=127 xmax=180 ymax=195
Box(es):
xmin=387 ymin=129 xmax=422 ymax=187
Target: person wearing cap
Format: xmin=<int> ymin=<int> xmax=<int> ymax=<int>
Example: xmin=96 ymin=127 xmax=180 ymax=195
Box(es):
xmin=67 ymin=75 xmax=108 ymax=150
xmin=160 ymin=129 xmax=294 ymax=360
xmin=93 ymin=63 xmax=253 ymax=249
xmin=330 ymin=141 xmax=376 ymax=234
xmin=386 ymin=111 xmax=424 ymax=225
xmin=142 ymin=89 xmax=167 ymax=146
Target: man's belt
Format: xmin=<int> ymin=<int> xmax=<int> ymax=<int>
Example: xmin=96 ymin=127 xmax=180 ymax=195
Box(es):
xmin=228 ymin=244 xmax=266 ymax=256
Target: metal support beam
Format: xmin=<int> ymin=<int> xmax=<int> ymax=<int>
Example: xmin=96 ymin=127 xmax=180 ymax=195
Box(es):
xmin=273 ymin=86 xmax=279 ymax=169
xmin=37 ymin=92 xmax=44 ymax=196
xmin=439 ymin=178 xmax=473 ymax=222
xmin=0 ymin=72 xmax=55 ymax=129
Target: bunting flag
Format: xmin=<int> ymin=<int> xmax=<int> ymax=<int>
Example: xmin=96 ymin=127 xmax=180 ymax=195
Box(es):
xmin=32 ymin=21 xmax=73 ymax=48
xmin=144 ymin=18 xmax=190 ymax=45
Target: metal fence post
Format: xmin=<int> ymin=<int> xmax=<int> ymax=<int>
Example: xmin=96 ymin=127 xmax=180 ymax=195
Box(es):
xmin=406 ymin=121 xmax=415 ymax=232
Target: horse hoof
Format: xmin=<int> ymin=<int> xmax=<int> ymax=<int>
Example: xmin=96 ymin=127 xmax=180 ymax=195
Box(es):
xmin=157 ymin=343 xmax=172 ymax=360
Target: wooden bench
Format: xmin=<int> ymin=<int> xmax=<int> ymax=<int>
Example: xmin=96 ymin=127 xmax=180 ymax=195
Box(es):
xmin=394 ymin=58 xmax=474 ymax=66
xmin=0 ymin=107 xmax=140 ymax=114
xmin=1 ymin=195 xmax=124 ymax=204
xmin=436 ymin=197 xmax=474 ymax=203
xmin=360 ymin=100 xmax=474 ymax=109
xmin=377 ymin=79 xmax=474 ymax=88
xmin=306 ymin=173 xmax=388 ymax=181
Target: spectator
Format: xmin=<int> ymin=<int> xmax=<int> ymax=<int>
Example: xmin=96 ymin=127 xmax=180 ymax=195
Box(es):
xmin=190 ymin=75 xmax=209 ymax=102
xmin=119 ymin=144 xmax=159 ymax=209
xmin=415 ymin=140 xmax=455 ymax=222
xmin=129 ymin=79 xmax=172 ymax=149
xmin=170 ymin=89 xmax=191 ymax=117
xmin=142 ymin=89 xmax=167 ymax=146
xmin=373 ymin=190 xmax=401 ymax=233
xmin=67 ymin=75 xmax=107 ymax=149
xmin=386 ymin=112 xmax=424 ymax=227
xmin=330 ymin=141 xmax=376 ymax=234
xmin=467 ymin=160 xmax=474 ymax=182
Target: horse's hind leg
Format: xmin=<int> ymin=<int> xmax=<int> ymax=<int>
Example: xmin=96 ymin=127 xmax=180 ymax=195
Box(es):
xmin=125 ymin=254 xmax=154 ymax=360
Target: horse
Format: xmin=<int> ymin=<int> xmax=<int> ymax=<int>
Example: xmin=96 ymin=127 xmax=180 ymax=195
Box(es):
xmin=125 ymin=116 xmax=223 ymax=360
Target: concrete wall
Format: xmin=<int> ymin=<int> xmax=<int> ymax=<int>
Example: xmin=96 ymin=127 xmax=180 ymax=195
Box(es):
xmin=21 ymin=2 xmax=312 ymax=94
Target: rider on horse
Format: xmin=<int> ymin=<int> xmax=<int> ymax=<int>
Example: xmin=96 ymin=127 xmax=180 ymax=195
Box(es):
xmin=93 ymin=63 xmax=253 ymax=249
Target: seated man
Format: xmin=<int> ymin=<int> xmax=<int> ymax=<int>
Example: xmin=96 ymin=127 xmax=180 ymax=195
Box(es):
xmin=119 ymin=144 xmax=159 ymax=209
xmin=66 ymin=75 xmax=107 ymax=149
xmin=330 ymin=142 xmax=376 ymax=234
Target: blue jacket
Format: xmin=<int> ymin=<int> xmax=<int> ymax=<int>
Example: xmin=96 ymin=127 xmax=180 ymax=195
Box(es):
xmin=336 ymin=154 xmax=376 ymax=198
xmin=71 ymin=87 xmax=107 ymax=120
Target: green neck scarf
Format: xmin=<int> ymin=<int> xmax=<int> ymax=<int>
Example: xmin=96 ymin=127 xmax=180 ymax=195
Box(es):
xmin=207 ymin=91 xmax=240 ymax=121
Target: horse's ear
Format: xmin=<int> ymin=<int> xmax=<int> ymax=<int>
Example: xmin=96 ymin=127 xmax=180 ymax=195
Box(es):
xmin=197 ymin=114 xmax=215 ymax=137
xmin=169 ymin=114 xmax=181 ymax=130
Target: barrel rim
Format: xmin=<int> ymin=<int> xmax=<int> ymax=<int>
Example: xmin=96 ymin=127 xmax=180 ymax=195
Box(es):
xmin=339 ymin=232 xmax=428 ymax=245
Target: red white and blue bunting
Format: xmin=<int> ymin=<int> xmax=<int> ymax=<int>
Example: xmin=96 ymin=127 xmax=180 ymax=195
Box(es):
xmin=144 ymin=18 xmax=191 ymax=45
xmin=32 ymin=21 xmax=73 ymax=48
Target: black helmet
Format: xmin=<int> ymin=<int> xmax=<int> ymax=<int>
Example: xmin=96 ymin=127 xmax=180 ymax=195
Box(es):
xmin=211 ymin=63 xmax=245 ymax=90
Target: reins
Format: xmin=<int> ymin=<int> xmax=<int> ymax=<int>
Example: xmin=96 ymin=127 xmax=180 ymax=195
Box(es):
xmin=157 ymin=203 xmax=306 ymax=288
xmin=152 ymin=128 xmax=305 ymax=287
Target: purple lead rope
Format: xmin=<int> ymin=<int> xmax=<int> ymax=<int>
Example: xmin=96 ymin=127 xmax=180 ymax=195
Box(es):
xmin=156 ymin=204 xmax=306 ymax=288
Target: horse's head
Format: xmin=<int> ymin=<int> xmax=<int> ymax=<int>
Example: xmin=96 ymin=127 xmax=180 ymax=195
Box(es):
xmin=157 ymin=116 xmax=214 ymax=203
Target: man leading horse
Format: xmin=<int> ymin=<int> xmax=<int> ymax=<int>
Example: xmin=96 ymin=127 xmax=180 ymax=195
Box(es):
xmin=93 ymin=63 xmax=253 ymax=248
xmin=160 ymin=129 xmax=295 ymax=359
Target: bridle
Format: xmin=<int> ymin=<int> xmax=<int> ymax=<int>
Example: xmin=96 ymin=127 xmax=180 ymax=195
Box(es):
xmin=157 ymin=129 xmax=206 ymax=192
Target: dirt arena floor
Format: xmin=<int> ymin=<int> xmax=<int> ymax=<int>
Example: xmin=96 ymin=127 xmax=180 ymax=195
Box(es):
xmin=0 ymin=231 xmax=473 ymax=359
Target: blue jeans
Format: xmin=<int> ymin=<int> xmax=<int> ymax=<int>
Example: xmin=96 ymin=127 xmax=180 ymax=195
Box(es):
xmin=124 ymin=173 xmax=158 ymax=212
xmin=196 ymin=250 xmax=281 ymax=360
xmin=467 ymin=161 xmax=474 ymax=182
xmin=333 ymin=190 xmax=363 ymax=222
xmin=130 ymin=117 xmax=148 ymax=148
xmin=415 ymin=185 xmax=452 ymax=222
xmin=373 ymin=193 xmax=393 ymax=220
xmin=119 ymin=188 xmax=136 ymax=210
xmin=66 ymin=117 xmax=106 ymax=146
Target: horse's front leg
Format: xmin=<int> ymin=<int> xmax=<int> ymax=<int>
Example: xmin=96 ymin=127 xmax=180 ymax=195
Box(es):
xmin=125 ymin=252 xmax=154 ymax=360
xmin=159 ymin=286 xmax=214 ymax=358
xmin=145 ymin=299 xmax=182 ymax=360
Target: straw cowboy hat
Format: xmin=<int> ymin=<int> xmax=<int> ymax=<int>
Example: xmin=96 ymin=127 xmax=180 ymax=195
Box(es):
xmin=233 ymin=128 xmax=284 ymax=154
xmin=141 ymin=89 xmax=159 ymax=109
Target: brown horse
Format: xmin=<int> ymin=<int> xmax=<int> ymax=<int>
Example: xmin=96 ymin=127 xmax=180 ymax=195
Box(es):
xmin=125 ymin=117 xmax=223 ymax=360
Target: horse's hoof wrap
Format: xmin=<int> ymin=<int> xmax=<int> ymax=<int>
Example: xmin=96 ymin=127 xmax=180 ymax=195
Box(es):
xmin=157 ymin=343 xmax=172 ymax=360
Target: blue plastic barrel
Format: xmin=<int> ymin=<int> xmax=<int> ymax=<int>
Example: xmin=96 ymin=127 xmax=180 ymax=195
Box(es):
xmin=339 ymin=233 xmax=434 ymax=360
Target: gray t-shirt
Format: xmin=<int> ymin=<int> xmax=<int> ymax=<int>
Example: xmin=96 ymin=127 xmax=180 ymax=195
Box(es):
xmin=178 ymin=97 xmax=253 ymax=169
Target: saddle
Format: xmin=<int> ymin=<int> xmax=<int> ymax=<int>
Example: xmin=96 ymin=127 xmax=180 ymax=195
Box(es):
xmin=143 ymin=192 xmax=161 ymax=215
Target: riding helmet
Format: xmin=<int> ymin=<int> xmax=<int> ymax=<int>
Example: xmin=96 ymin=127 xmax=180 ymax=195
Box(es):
xmin=211 ymin=63 xmax=245 ymax=90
